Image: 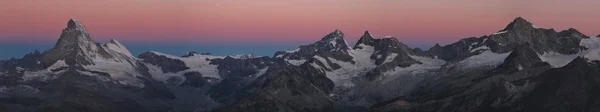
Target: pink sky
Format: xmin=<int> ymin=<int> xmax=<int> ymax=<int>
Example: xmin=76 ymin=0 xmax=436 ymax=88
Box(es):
xmin=1 ymin=0 xmax=600 ymax=45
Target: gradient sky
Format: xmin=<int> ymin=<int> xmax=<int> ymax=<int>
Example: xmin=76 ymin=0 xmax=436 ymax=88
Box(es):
xmin=1 ymin=0 xmax=600 ymax=59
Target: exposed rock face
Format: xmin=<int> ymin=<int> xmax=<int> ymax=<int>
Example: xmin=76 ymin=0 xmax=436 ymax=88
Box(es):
xmin=207 ymin=56 xmax=272 ymax=103
xmin=430 ymin=17 xmax=589 ymax=63
xmin=217 ymin=63 xmax=335 ymax=112
xmin=429 ymin=36 xmax=491 ymax=62
xmin=43 ymin=19 xmax=126 ymax=66
xmin=369 ymin=18 xmax=599 ymax=112
xmin=512 ymin=57 xmax=600 ymax=112
xmin=355 ymin=31 xmax=421 ymax=66
xmin=0 ymin=50 xmax=43 ymax=72
xmin=488 ymin=17 xmax=588 ymax=54
xmin=274 ymin=30 xmax=354 ymax=63
xmin=0 ymin=19 xmax=176 ymax=112
xmin=138 ymin=51 xmax=189 ymax=73
xmin=490 ymin=43 xmax=548 ymax=74
xmin=353 ymin=31 xmax=423 ymax=80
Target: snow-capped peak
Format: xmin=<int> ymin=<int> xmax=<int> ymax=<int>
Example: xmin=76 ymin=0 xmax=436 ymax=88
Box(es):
xmin=43 ymin=19 xmax=138 ymax=66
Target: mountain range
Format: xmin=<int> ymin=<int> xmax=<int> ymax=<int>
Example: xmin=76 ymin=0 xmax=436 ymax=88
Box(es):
xmin=1 ymin=17 xmax=600 ymax=112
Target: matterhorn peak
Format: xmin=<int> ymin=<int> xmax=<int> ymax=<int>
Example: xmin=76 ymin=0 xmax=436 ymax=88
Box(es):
xmin=502 ymin=17 xmax=534 ymax=31
xmin=67 ymin=18 xmax=87 ymax=31
xmin=43 ymin=19 xmax=130 ymax=66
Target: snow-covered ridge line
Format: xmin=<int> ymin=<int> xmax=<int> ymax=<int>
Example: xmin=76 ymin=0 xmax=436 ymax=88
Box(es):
xmin=104 ymin=39 xmax=133 ymax=57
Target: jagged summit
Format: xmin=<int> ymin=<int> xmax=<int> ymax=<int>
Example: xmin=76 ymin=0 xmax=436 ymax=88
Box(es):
xmin=486 ymin=17 xmax=589 ymax=55
xmin=67 ymin=18 xmax=87 ymax=31
xmin=502 ymin=17 xmax=534 ymax=31
xmin=313 ymin=30 xmax=351 ymax=51
xmin=321 ymin=29 xmax=345 ymax=41
xmin=354 ymin=30 xmax=376 ymax=49
xmin=42 ymin=19 xmax=136 ymax=66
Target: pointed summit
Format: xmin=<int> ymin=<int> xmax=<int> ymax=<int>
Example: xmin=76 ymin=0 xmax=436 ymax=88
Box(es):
xmin=67 ymin=18 xmax=87 ymax=31
xmin=433 ymin=43 xmax=442 ymax=48
xmin=354 ymin=30 xmax=376 ymax=49
xmin=43 ymin=19 xmax=132 ymax=66
xmin=502 ymin=17 xmax=534 ymax=31
xmin=312 ymin=30 xmax=350 ymax=51
xmin=322 ymin=29 xmax=345 ymax=41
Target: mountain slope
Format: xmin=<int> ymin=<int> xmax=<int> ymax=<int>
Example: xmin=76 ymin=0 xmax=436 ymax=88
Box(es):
xmin=369 ymin=17 xmax=599 ymax=112
xmin=0 ymin=19 xmax=176 ymax=112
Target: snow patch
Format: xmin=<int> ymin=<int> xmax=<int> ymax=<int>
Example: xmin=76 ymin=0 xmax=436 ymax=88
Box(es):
xmin=330 ymin=41 xmax=337 ymax=47
xmin=253 ymin=67 xmax=269 ymax=78
xmin=492 ymin=31 xmax=508 ymax=35
xmin=538 ymin=52 xmax=579 ymax=68
xmin=286 ymin=48 xmax=300 ymax=53
xmin=149 ymin=51 xmax=221 ymax=79
xmin=22 ymin=60 xmax=69 ymax=81
xmin=470 ymin=46 xmax=490 ymax=52
xmin=383 ymin=55 xmax=446 ymax=77
xmin=227 ymin=54 xmax=258 ymax=59
xmin=580 ymin=37 xmax=600 ymax=61
xmin=312 ymin=56 xmax=331 ymax=69
xmin=47 ymin=60 xmax=68 ymax=70
xmin=314 ymin=45 xmax=377 ymax=87
xmin=287 ymin=59 xmax=306 ymax=66
xmin=455 ymin=51 xmax=512 ymax=69
xmin=383 ymin=53 xmax=398 ymax=64
xmin=83 ymin=58 xmax=145 ymax=87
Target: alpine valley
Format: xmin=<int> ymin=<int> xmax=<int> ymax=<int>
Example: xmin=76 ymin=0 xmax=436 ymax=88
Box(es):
xmin=1 ymin=17 xmax=600 ymax=112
